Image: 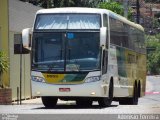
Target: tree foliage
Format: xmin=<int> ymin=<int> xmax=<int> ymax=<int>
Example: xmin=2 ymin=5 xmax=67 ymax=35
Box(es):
xmin=145 ymin=0 xmax=160 ymax=3
xmin=146 ymin=34 xmax=160 ymax=74
xmin=0 ymin=51 xmax=9 ymax=88
xmin=155 ymin=12 xmax=160 ymax=18
xmin=98 ymin=0 xmax=132 ymax=20
xmin=98 ymin=1 xmax=124 ymax=16
xmin=0 ymin=51 xmax=8 ymax=75
xmin=19 ymin=0 xmax=101 ymax=8
xmin=20 ymin=0 xmax=130 ymax=19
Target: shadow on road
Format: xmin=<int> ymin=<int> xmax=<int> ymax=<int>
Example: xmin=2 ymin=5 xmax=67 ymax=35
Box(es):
xmin=32 ymin=104 xmax=118 ymax=110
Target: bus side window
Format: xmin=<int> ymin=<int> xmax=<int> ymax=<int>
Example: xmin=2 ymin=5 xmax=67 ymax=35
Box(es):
xmin=122 ymin=23 xmax=129 ymax=48
xmin=129 ymin=26 xmax=136 ymax=50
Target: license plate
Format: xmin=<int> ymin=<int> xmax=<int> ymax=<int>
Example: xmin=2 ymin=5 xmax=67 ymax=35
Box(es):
xmin=59 ymin=88 xmax=70 ymax=92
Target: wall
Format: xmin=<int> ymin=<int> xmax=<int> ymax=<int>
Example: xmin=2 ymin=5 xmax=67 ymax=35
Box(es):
xmin=9 ymin=31 xmax=31 ymax=100
xmin=0 ymin=0 xmax=9 ymax=87
xmin=8 ymin=0 xmax=41 ymax=100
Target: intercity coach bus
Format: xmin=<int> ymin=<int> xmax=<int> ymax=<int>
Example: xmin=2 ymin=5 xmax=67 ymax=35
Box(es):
xmin=22 ymin=8 xmax=146 ymax=108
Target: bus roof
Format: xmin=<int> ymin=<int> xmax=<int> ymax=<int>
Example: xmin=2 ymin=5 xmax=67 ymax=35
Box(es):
xmin=108 ymin=10 xmax=144 ymax=31
xmin=36 ymin=7 xmax=144 ymax=31
xmin=37 ymin=7 xmax=108 ymax=14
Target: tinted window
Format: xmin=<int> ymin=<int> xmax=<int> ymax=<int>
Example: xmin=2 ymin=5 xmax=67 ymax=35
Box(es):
xmin=35 ymin=14 xmax=101 ymax=29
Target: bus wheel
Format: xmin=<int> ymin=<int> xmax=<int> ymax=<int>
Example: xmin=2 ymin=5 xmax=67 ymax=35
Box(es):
xmin=98 ymin=79 xmax=113 ymax=107
xmin=76 ymin=100 xmax=93 ymax=108
xmin=131 ymin=82 xmax=138 ymax=105
xmin=98 ymin=97 xmax=111 ymax=107
xmin=119 ymin=82 xmax=138 ymax=105
xmin=138 ymin=81 xmax=141 ymax=98
xmin=41 ymin=96 xmax=58 ymax=108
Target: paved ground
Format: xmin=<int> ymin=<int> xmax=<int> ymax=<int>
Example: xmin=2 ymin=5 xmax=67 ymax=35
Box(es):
xmin=0 ymin=76 xmax=160 ymax=120
xmin=4 ymin=93 xmax=160 ymax=115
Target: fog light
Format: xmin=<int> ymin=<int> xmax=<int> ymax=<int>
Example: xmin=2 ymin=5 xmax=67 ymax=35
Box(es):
xmin=85 ymin=76 xmax=100 ymax=83
xmin=91 ymin=92 xmax=96 ymax=95
xmin=32 ymin=76 xmax=45 ymax=83
xmin=36 ymin=92 xmax=41 ymax=95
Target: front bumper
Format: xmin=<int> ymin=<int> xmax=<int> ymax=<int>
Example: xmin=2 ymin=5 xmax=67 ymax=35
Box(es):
xmin=31 ymin=80 xmax=108 ymax=97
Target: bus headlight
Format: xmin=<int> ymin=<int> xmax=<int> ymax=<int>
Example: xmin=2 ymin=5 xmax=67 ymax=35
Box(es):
xmin=32 ymin=76 xmax=45 ymax=83
xmin=85 ymin=76 xmax=100 ymax=83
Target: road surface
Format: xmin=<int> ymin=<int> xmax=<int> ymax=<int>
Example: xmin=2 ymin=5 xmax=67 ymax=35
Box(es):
xmin=0 ymin=76 xmax=160 ymax=120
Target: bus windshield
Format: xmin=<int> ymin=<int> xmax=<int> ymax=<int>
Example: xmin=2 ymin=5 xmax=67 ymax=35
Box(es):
xmin=35 ymin=14 xmax=100 ymax=29
xmin=32 ymin=32 xmax=100 ymax=71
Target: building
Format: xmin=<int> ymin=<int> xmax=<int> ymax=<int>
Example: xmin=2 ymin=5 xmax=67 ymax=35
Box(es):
xmin=0 ymin=0 xmax=41 ymax=101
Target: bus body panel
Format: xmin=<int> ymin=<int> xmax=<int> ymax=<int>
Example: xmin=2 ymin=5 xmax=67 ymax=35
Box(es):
xmin=107 ymin=44 xmax=146 ymax=97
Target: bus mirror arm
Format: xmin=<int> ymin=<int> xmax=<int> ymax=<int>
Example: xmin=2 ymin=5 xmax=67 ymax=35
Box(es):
xmin=101 ymin=47 xmax=108 ymax=74
xmin=102 ymin=49 xmax=105 ymax=67
xmin=102 ymin=49 xmax=108 ymax=66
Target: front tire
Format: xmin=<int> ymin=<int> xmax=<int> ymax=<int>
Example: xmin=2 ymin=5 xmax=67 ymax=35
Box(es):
xmin=98 ymin=79 xmax=113 ymax=107
xmin=41 ymin=96 xmax=58 ymax=108
xmin=98 ymin=97 xmax=112 ymax=107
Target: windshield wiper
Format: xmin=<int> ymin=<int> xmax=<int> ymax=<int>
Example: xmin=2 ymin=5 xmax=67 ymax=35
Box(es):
xmin=60 ymin=49 xmax=63 ymax=60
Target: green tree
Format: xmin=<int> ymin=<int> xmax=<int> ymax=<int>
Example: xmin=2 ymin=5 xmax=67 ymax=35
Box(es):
xmin=0 ymin=51 xmax=9 ymax=88
xmin=146 ymin=34 xmax=160 ymax=74
xmin=154 ymin=13 xmax=160 ymax=26
xmin=98 ymin=0 xmax=133 ymax=20
xmin=19 ymin=0 xmax=101 ymax=8
xmin=98 ymin=1 xmax=124 ymax=16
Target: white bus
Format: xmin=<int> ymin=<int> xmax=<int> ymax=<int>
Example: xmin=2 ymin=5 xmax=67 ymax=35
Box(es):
xmin=22 ymin=8 xmax=146 ymax=108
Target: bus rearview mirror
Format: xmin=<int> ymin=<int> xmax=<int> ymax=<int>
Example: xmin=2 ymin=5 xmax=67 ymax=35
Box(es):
xmin=100 ymin=27 xmax=107 ymax=46
xmin=22 ymin=28 xmax=32 ymax=51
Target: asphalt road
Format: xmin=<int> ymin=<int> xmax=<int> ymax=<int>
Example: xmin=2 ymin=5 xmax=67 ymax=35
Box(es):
xmin=0 ymin=76 xmax=160 ymax=120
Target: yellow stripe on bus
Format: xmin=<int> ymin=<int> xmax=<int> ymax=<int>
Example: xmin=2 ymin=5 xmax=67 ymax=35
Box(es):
xmin=43 ymin=74 xmax=65 ymax=83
